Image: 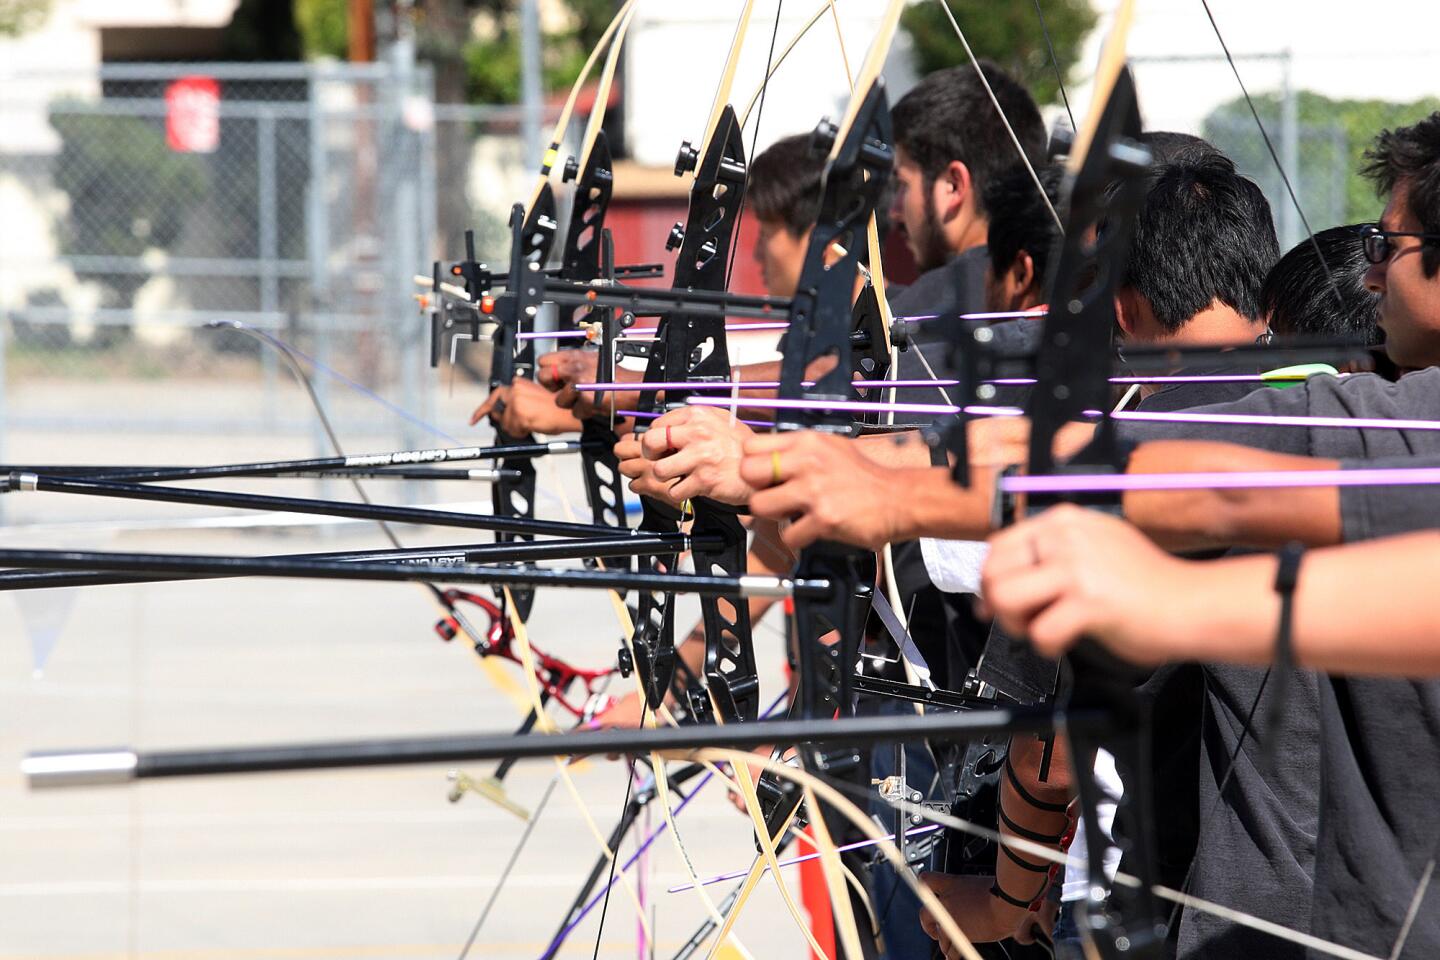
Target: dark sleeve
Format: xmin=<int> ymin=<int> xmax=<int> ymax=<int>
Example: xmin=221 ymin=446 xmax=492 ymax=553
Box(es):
xmin=1115 ymin=380 xmax=1321 ymax=455
xmin=1340 ymin=456 xmax=1440 ymax=542
xmin=1117 ymin=370 xmax=1440 ymax=460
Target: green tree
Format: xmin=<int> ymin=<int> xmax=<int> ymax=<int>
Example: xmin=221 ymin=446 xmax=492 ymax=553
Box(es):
xmin=1202 ymin=91 xmax=1440 ymax=231
xmin=48 ymin=110 xmax=207 ymax=333
xmin=0 ymin=0 xmax=49 ymax=37
xmin=464 ymin=0 xmax=617 ymax=104
xmin=295 ymin=0 xmax=348 ymax=60
xmin=900 ymin=0 xmax=1097 ymax=109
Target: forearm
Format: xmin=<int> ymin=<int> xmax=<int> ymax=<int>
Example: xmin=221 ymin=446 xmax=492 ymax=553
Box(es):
xmin=853 ymin=430 xmax=931 ymax=467
xmin=992 ymin=734 xmax=1072 ymax=920
xmin=1122 ymin=441 xmax=1342 ymax=551
xmin=1168 ymin=531 xmax=1440 ymax=676
xmin=888 ymin=463 xmax=999 ymax=543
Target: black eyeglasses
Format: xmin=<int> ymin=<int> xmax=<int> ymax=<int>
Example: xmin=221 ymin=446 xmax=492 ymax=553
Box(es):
xmin=1360 ymin=224 xmax=1440 ymax=265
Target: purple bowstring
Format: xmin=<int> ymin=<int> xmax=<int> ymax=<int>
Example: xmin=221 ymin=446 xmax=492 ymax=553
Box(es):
xmin=579 ymin=379 xmax=958 ymax=391
xmin=581 ymin=373 xmax=1324 ymax=393
xmin=517 ymin=321 xmax=793 ymax=341
xmin=538 ymin=692 xmax=788 ymax=958
xmin=512 ymin=309 xmax=1035 ymax=343
xmin=617 ymin=409 xmax=773 ymax=429
xmin=1004 ymin=465 xmax=1440 ymax=494
xmin=687 ymin=397 xmax=1440 ymax=434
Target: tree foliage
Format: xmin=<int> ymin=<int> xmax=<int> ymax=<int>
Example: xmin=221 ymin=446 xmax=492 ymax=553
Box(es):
xmin=0 ymin=0 xmax=49 ymax=37
xmin=899 ymin=0 xmax=1096 ymax=109
xmin=463 ymin=0 xmax=615 ymax=104
xmin=48 ymin=109 xmax=207 ymax=336
xmin=1203 ymin=91 xmax=1440 ymax=230
xmin=295 ymin=0 xmax=349 ymax=60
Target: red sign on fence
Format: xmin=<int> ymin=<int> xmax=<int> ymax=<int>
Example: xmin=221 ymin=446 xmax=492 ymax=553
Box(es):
xmin=165 ymin=75 xmax=220 ymax=153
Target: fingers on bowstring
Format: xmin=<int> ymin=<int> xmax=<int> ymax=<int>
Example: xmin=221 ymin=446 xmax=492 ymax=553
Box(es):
xmin=468 ymin=392 xmax=501 ymax=426
xmin=747 ymin=476 xmax=813 ymax=522
xmin=1026 ymin=596 xmax=1095 ymax=659
xmin=617 ymin=457 xmax=650 ymax=481
xmin=985 ymin=564 xmax=1073 ymax=640
xmin=651 ymin=446 xmax=706 ymax=483
xmin=777 ymin=512 xmax=830 ymax=552
xmin=613 ymin=436 xmax=643 ymax=462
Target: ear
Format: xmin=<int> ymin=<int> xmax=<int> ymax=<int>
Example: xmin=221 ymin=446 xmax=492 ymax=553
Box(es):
xmin=935 ymin=160 xmax=973 ymax=219
xmin=1114 ymin=289 xmax=1142 ymax=337
xmin=1012 ymin=250 xmax=1037 ymax=298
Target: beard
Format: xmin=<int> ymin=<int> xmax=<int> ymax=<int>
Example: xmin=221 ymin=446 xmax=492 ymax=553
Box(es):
xmin=912 ymin=195 xmax=951 ymax=273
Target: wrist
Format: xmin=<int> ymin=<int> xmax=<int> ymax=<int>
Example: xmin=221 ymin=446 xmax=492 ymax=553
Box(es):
xmin=1165 ymin=556 xmax=1277 ymax=663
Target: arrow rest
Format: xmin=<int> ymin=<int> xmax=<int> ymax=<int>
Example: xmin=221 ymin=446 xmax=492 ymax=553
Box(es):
xmin=628 ymin=102 xmax=758 ymax=720
xmin=760 ymin=78 xmax=895 ymax=852
xmin=486 ymin=204 xmax=547 ymax=621
xmin=1001 ymin=66 xmax=1165 ymax=960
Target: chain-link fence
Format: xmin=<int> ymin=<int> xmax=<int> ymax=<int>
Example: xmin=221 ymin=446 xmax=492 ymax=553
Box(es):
xmin=0 ymin=60 xmax=553 ymax=468
xmin=1129 ymin=52 xmax=1440 ymax=252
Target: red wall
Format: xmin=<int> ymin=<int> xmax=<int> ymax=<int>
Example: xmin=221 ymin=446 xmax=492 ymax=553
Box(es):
xmin=606 ymin=198 xmax=919 ymax=296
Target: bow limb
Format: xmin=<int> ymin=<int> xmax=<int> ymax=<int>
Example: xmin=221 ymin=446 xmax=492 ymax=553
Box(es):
xmin=932 ymin=0 xmax=1064 ymax=232
xmin=526 ymin=0 xmax=641 ymax=214
xmin=827 ymin=0 xmax=854 ymax=86
xmin=500 ymin=587 xmax=655 ymax=943
xmin=597 ymin=580 xmax=760 ymax=960
xmin=823 ymin=0 xmax=905 ymax=163
xmin=573 ymin=1 xmax=638 ymax=176
xmin=738 ymin=0 xmax=853 ymax=128
xmin=695 ymin=0 xmax=761 ymax=163
xmin=700 ymin=748 xmax=986 ymax=960
xmin=721 ymin=701 xmax=835 ymax=960
xmin=1068 ymin=0 xmax=1137 ymax=171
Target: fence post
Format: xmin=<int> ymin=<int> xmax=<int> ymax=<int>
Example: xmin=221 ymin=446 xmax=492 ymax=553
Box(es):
xmin=257 ymin=108 xmax=280 ymax=430
xmin=305 ymin=64 xmax=334 ymax=472
xmin=520 ymin=0 xmax=542 ymax=170
xmin=1280 ymin=49 xmax=1300 ymax=250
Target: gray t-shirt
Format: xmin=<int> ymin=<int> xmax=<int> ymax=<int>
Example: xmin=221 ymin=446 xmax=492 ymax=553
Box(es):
xmin=1316 ymin=454 xmax=1440 ymax=959
xmin=1112 ymin=368 xmax=1440 ymax=958
xmin=1117 ymin=368 xmax=1440 ymax=461
xmin=1340 ymin=454 xmax=1440 ymax=542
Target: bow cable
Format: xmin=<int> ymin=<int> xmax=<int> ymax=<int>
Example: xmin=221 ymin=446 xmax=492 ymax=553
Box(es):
xmin=934 ymin=0 xmax=1064 ymax=232
xmin=527 ymin=0 xmax=642 ymax=214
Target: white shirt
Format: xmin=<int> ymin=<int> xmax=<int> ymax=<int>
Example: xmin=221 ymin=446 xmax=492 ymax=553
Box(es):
xmin=1061 ymin=749 xmax=1124 ymax=901
xmin=919 ymin=537 xmax=990 ymax=595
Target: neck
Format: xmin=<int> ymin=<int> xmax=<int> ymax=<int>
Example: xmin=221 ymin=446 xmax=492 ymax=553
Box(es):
xmin=1151 ymin=302 xmax=1264 ymax=347
xmin=949 ymin=215 xmax=988 ymax=258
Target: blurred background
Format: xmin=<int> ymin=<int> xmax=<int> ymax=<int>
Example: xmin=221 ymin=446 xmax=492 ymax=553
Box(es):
xmin=0 ymin=1 xmax=1438 ymax=958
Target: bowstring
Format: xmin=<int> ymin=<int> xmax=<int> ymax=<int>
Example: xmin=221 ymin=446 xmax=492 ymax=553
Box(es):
xmin=934 ymin=0 xmax=1064 ymax=234
xmin=1197 ymin=0 xmax=1344 ymax=308
xmin=724 ymin=0 xmax=787 ymax=291
xmin=1031 ymin=0 xmax=1077 ymax=133
xmin=456 ymin=773 xmax=561 ymax=960
xmin=808 ymin=767 xmax=1387 ymax=960
xmin=591 ymin=703 xmax=651 ymax=959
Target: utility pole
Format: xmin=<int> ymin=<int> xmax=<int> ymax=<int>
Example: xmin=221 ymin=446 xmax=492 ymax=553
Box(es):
xmin=520 ymin=0 xmax=543 ymax=170
xmin=349 ymin=0 xmax=376 ymax=62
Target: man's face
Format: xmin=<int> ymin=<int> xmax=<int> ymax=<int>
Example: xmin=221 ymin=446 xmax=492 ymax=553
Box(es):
xmin=1365 ymin=180 xmax=1440 ymax=370
xmin=889 ymin=146 xmax=949 ymax=272
xmin=753 ymin=218 xmax=809 ymax=297
xmin=984 ymin=251 xmax=1041 ymax=314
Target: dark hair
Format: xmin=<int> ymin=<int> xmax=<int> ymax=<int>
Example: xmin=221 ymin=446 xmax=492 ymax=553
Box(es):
xmin=1361 ymin=112 xmax=1440 ymax=277
xmin=1121 ymin=153 xmax=1279 ymax=332
xmin=1261 ymin=225 xmax=1381 ymax=343
xmin=1139 ymin=130 xmax=1223 ymax=166
xmin=891 ymin=62 xmax=1045 ymax=218
xmin=748 ymin=133 xmax=826 ymax=236
xmin=984 ymin=163 xmax=1065 ymax=284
